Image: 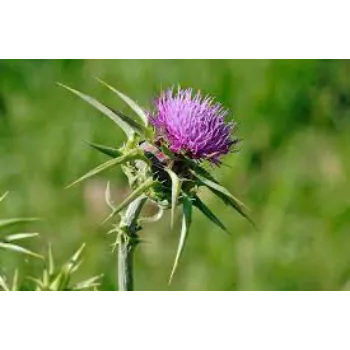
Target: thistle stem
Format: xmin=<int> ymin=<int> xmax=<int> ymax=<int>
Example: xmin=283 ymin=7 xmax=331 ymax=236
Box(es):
xmin=118 ymin=196 xmax=147 ymax=291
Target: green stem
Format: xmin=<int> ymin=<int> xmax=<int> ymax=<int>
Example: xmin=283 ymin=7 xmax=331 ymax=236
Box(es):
xmin=118 ymin=196 xmax=147 ymax=291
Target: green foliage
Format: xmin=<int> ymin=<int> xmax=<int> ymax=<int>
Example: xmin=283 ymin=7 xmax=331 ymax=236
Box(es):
xmin=192 ymin=195 xmax=227 ymax=233
xmin=29 ymin=244 xmax=102 ymax=291
xmin=165 ymin=168 xmax=182 ymax=229
xmin=66 ymin=150 xmax=141 ymax=188
xmin=0 ymin=192 xmax=101 ymax=291
xmin=85 ymin=142 xmax=122 ymax=158
xmin=193 ymin=171 xmax=254 ymax=227
xmin=169 ymin=195 xmax=192 ymax=283
xmin=0 ymin=244 xmax=102 ymax=291
xmin=58 ymin=83 xmax=138 ymax=138
xmin=0 ymin=193 xmax=41 ymax=258
xmin=0 ymin=270 xmax=19 ymax=291
xmin=97 ymin=79 xmax=149 ymax=127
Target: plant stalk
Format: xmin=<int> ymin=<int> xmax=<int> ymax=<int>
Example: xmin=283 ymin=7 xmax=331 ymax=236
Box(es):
xmin=118 ymin=196 xmax=147 ymax=291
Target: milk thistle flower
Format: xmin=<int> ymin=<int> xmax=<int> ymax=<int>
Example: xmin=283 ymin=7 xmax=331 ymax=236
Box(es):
xmin=151 ymin=88 xmax=238 ymax=163
xmin=60 ymin=81 xmax=252 ymax=290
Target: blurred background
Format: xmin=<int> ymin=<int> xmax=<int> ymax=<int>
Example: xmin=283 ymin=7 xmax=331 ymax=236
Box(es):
xmin=0 ymin=59 xmax=349 ymax=291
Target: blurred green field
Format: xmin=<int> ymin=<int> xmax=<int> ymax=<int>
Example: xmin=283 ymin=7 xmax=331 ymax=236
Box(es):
xmin=0 ymin=59 xmax=349 ymax=290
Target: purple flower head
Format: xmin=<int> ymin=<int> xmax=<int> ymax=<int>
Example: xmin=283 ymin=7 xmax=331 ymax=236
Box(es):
xmin=150 ymin=88 xmax=237 ymax=163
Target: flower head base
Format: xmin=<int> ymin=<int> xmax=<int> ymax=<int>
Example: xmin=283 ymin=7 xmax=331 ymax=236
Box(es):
xmin=151 ymin=88 xmax=238 ymax=163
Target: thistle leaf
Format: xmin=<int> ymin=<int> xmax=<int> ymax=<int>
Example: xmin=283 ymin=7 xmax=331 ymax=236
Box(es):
xmin=85 ymin=141 xmax=122 ymax=158
xmin=103 ymin=179 xmax=154 ymax=224
xmin=169 ymin=195 xmax=192 ymax=284
xmin=66 ymin=152 xmax=137 ymax=188
xmin=27 ymin=277 xmax=45 ymax=290
xmin=67 ymin=244 xmax=86 ymax=270
xmin=0 ymin=218 xmax=40 ymax=231
xmin=0 ymin=242 xmax=42 ymax=259
xmin=12 ymin=270 xmax=19 ymax=291
xmin=105 ymin=181 xmax=116 ymax=210
xmin=4 ymin=232 xmax=39 ymax=242
xmin=193 ymin=172 xmax=246 ymax=208
xmin=165 ymin=168 xmax=182 ymax=228
xmin=50 ymin=244 xmax=86 ymax=290
xmin=58 ymin=83 xmax=136 ymax=138
xmin=187 ymin=160 xmax=219 ymax=183
xmin=48 ymin=244 xmax=55 ymax=276
xmin=194 ymin=173 xmax=254 ymax=226
xmin=0 ymin=275 xmax=9 ymax=291
xmin=192 ymin=195 xmax=228 ymax=233
xmin=43 ymin=269 xmax=50 ymax=287
xmin=71 ymin=260 xmax=84 ymax=274
xmin=108 ymin=107 xmax=147 ymax=136
xmin=0 ymin=191 xmax=9 ymax=204
xmin=49 ymin=273 xmax=63 ymax=291
xmin=98 ymin=79 xmax=149 ymax=127
xmin=72 ymin=275 xmax=103 ymax=291
xmin=214 ymin=190 xmax=254 ymax=227
xmin=204 ymin=179 xmax=246 ymax=208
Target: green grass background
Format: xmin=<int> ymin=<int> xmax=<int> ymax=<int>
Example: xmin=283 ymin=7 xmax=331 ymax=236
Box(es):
xmin=1 ymin=59 xmax=349 ymax=290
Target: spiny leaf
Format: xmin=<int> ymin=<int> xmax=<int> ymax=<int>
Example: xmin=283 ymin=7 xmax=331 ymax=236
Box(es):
xmin=109 ymin=107 xmax=147 ymax=136
xmin=72 ymin=275 xmax=103 ymax=291
xmin=43 ymin=269 xmax=50 ymax=287
xmin=0 ymin=242 xmax=42 ymax=259
xmin=211 ymin=188 xmax=254 ymax=227
xmin=0 ymin=192 xmax=9 ymax=204
xmin=0 ymin=218 xmax=40 ymax=231
xmin=186 ymin=160 xmax=219 ymax=183
xmin=192 ymin=195 xmax=228 ymax=233
xmin=192 ymin=171 xmax=246 ymax=208
xmin=66 ymin=151 xmax=137 ymax=188
xmin=50 ymin=244 xmax=86 ymax=291
xmin=97 ymin=79 xmax=149 ymax=127
xmin=71 ymin=260 xmax=83 ymax=274
xmin=165 ymin=168 xmax=182 ymax=228
xmin=62 ymin=244 xmax=86 ymax=286
xmin=58 ymin=83 xmax=136 ymax=138
xmin=85 ymin=141 xmax=122 ymax=158
xmin=27 ymin=277 xmax=45 ymax=290
xmin=169 ymin=195 xmax=192 ymax=284
xmin=67 ymin=244 xmax=86 ymax=270
xmin=48 ymin=244 xmax=55 ymax=276
xmin=4 ymin=232 xmax=39 ymax=242
xmin=103 ymin=179 xmax=154 ymax=224
xmin=193 ymin=172 xmax=254 ymax=226
xmin=107 ymin=226 xmax=118 ymax=236
xmin=49 ymin=273 xmax=63 ymax=291
xmin=0 ymin=275 xmax=9 ymax=291
xmin=12 ymin=270 xmax=19 ymax=291
xmin=105 ymin=181 xmax=115 ymax=210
